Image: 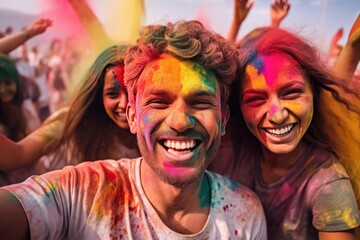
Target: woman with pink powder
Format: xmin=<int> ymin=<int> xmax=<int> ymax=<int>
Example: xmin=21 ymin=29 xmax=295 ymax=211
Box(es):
xmin=210 ymin=27 xmax=360 ymax=239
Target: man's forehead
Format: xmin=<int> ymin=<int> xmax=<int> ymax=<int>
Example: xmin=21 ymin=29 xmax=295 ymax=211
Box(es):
xmin=138 ymin=54 xmax=218 ymax=91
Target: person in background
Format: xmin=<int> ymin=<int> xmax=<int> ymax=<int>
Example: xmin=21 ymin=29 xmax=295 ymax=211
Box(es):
xmin=331 ymin=14 xmax=360 ymax=82
xmin=0 ymin=54 xmax=43 ymax=186
xmin=46 ymin=38 xmax=69 ymax=113
xmin=29 ymin=46 xmax=51 ymax=121
xmin=0 ymin=19 xmax=52 ymax=55
xmin=0 ymin=45 xmax=140 ymax=173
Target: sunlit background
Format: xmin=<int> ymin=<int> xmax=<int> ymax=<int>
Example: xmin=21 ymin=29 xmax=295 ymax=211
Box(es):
xmin=0 ymin=0 xmax=359 ymax=50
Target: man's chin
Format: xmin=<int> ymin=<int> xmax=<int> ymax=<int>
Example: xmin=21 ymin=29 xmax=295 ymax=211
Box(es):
xmin=156 ymin=168 xmax=204 ymax=188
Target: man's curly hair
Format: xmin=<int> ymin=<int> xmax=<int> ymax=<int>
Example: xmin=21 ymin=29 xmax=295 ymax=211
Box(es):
xmin=124 ymin=20 xmax=239 ymax=107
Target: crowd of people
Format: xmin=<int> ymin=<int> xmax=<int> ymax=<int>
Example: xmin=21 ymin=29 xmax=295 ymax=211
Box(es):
xmin=0 ymin=0 xmax=360 ymax=239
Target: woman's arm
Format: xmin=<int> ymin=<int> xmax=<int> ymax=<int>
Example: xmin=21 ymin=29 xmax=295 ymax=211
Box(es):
xmin=332 ymin=14 xmax=360 ymax=81
xmin=270 ymin=0 xmax=291 ymax=28
xmin=0 ymin=109 xmax=65 ymax=172
xmin=227 ymin=0 xmax=254 ymax=43
xmin=0 ymin=18 xmax=52 ymax=54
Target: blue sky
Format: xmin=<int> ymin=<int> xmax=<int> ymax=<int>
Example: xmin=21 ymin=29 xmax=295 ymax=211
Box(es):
xmin=0 ymin=0 xmax=359 ymax=52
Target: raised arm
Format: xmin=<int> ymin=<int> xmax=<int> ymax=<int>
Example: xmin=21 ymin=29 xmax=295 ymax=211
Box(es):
xmin=227 ymin=0 xmax=254 ymax=43
xmin=0 ymin=18 xmax=52 ymax=54
xmin=270 ymin=0 xmax=291 ymax=28
xmin=332 ymin=14 xmax=360 ymax=82
xmin=0 ymin=189 xmax=29 ymax=239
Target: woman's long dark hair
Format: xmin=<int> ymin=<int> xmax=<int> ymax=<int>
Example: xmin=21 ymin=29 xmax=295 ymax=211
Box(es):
xmin=234 ymin=27 xmax=360 ymax=205
xmin=49 ymin=45 xmax=131 ymax=166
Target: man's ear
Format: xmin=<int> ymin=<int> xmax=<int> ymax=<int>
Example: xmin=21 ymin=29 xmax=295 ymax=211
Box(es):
xmin=126 ymin=103 xmax=137 ymax=134
xmin=221 ymin=104 xmax=230 ymax=136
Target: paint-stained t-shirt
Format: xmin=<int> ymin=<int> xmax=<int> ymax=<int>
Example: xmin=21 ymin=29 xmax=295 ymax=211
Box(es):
xmin=4 ymin=157 xmax=267 ymax=240
xmin=255 ymin=147 xmax=360 ymax=240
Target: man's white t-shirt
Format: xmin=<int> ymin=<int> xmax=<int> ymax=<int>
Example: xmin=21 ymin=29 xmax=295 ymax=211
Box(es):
xmin=5 ymin=158 xmax=267 ymax=239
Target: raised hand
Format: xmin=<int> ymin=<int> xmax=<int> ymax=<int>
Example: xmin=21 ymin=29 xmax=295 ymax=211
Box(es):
xmin=25 ymin=18 xmax=52 ymax=37
xmin=227 ymin=0 xmax=254 ymax=42
xmin=332 ymin=14 xmax=360 ymax=83
xmin=270 ymin=0 xmax=291 ymax=28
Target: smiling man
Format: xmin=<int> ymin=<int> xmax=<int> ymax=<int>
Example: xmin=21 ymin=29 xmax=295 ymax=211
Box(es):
xmin=0 ymin=20 xmax=266 ymax=239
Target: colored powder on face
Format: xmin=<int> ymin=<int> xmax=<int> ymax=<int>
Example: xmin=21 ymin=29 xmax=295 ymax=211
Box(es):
xmin=262 ymin=56 xmax=281 ymax=87
xmin=111 ymin=66 xmax=125 ymax=90
xmin=149 ymin=56 xmax=181 ymax=91
xmin=245 ymin=64 xmax=267 ymax=90
xmin=142 ymin=115 xmax=154 ymax=126
xmin=269 ymin=104 xmax=279 ymax=119
xmin=252 ymin=57 xmax=265 ymax=74
xmin=146 ymin=55 xmax=217 ymax=98
xmin=113 ymin=81 xmax=120 ymax=90
xmin=181 ymin=62 xmax=217 ymax=95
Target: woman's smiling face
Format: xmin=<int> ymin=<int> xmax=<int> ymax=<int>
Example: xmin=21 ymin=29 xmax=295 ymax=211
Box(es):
xmin=240 ymin=53 xmax=314 ymax=154
xmin=0 ymin=80 xmax=17 ymax=103
xmin=103 ymin=65 xmax=129 ymax=129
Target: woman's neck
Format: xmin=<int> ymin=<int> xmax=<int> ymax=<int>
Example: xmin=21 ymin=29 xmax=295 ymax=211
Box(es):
xmin=260 ymin=141 xmax=310 ymax=184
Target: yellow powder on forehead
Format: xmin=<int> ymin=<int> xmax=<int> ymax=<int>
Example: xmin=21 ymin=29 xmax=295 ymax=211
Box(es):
xmin=245 ymin=64 xmax=266 ymax=89
xmin=149 ymin=55 xmax=217 ymax=94
xmin=149 ymin=55 xmax=181 ymax=88
xmin=180 ymin=61 xmax=214 ymax=94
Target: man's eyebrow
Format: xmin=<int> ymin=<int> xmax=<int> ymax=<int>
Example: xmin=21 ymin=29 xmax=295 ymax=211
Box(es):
xmin=143 ymin=88 xmax=174 ymax=98
xmin=190 ymin=90 xmax=217 ymax=98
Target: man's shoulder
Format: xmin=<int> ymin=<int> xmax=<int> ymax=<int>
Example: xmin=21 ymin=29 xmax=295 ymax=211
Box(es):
xmin=74 ymin=157 xmax=140 ymax=171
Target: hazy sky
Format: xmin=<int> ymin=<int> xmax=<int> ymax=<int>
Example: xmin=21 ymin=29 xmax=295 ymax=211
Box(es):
xmin=0 ymin=0 xmax=359 ymax=51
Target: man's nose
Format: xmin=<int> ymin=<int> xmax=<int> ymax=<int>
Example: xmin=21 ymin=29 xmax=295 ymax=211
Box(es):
xmin=165 ymin=101 xmax=195 ymax=132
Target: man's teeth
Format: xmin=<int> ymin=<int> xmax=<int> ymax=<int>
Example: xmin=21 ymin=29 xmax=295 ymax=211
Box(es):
xmin=167 ymin=148 xmax=191 ymax=156
xmin=163 ymin=140 xmax=196 ymax=150
xmin=266 ymin=125 xmax=293 ymax=135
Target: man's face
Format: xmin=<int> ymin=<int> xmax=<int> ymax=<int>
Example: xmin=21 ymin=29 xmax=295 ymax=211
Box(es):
xmin=127 ymin=54 xmax=228 ymax=187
